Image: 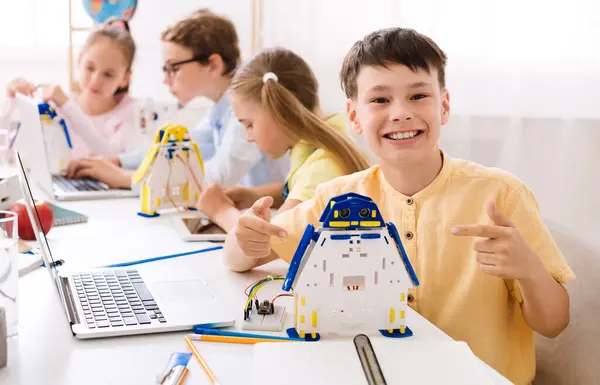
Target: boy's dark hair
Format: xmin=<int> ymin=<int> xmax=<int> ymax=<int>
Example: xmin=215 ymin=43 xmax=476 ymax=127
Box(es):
xmin=162 ymin=9 xmax=240 ymax=77
xmin=340 ymin=27 xmax=447 ymax=99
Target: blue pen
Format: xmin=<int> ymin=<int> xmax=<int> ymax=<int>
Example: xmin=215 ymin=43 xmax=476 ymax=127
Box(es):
xmin=8 ymin=122 xmax=20 ymax=151
xmin=193 ymin=327 xmax=303 ymax=341
xmin=102 ymin=246 xmax=223 ymax=268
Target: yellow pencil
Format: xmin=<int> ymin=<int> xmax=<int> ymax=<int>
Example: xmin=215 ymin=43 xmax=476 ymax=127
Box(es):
xmin=187 ymin=334 xmax=293 ymax=345
xmin=184 ymin=335 xmax=221 ymax=385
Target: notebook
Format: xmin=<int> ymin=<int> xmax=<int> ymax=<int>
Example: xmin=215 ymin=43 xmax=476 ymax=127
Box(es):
xmin=50 ymin=203 xmax=88 ymax=226
xmin=253 ymin=338 xmax=497 ymax=385
xmin=17 ymin=241 xmax=43 ymax=276
xmin=18 ymin=251 xmax=43 ymax=277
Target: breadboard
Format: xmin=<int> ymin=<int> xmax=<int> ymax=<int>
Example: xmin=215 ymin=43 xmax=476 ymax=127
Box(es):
xmin=242 ymin=305 xmax=286 ymax=332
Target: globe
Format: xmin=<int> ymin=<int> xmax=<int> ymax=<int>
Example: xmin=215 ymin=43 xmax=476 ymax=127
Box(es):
xmin=82 ymin=0 xmax=137 ymax=23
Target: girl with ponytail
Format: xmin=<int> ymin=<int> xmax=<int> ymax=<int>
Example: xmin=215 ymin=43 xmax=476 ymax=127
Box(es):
xmin=196 ymin=47 xmax=370 ymax=232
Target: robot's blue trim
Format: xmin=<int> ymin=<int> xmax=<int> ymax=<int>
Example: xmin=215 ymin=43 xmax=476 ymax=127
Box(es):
xmin=361 ymin=233 xmax=381 ymax=239
xmin=387 ymin=222 xmax=419 ymax=286
xmin=282 ymin=224 xmax=315 ymax=292
xmin=137 ymin=212 xmax=160 ymax=218
xmin=319 ymin=192 xmax=373 ymax=222
xmin=331 ymin=234 xmax=351 ymax=240
xmin=379 ymin=326 xmax=413 ymax=338
xmin=311 ymin=232 xmax=320 ymax=242
xmin=38 ymin=103 xmax=54 ymax=117
xmin=286 ymin=327 xmax=320 ymax=341
xmin=59 ymin=119 xmax=72 ymax=149
xmin=321 ymin=193 xmax=386 ymax=229
xmin=38 ymin=103 xmax=72 ymax=149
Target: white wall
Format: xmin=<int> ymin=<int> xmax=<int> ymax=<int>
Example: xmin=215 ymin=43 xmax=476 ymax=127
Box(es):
xmin=0 ymin=1 xmax=598 ymax=250
xmin=261 ymin=0 xmax=600 ymax=119
xmin=0 ymin=0 xmax=253 ymax=105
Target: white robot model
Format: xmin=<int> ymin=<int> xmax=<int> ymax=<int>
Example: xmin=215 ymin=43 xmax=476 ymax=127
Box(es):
xmin=131 ymin=124 xmax=204 ymax=217
xmin=282 ymin=192 xmax=420 ymax=340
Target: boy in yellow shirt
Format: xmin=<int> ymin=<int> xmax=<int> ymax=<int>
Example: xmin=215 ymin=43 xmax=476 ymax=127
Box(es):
xmin=223 ymin=27 xmax=574 ymax=385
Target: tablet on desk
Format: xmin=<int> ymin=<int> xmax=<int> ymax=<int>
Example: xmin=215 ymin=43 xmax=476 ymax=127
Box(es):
xmin=172 ymin=215 xmax=227 ymax=242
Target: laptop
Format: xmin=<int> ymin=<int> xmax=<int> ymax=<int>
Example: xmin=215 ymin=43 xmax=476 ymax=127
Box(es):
xmin=16 ymin=153 xmax=235 ymax=339
xmin=14 ymin=93 xmax=138 ymax=201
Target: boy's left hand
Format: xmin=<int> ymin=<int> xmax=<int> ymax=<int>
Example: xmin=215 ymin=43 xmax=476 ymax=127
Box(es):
xmin=41 ymin=84 xmax=68 ymax=107
xmin=197 ymin=184 xmax=235 ymax=218
xmin=451 ymin=202 xmax=546 ymax=281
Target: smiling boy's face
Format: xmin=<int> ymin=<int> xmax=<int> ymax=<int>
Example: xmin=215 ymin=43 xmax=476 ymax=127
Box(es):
xmin=347 ymin=63 xmax=450 ymax=166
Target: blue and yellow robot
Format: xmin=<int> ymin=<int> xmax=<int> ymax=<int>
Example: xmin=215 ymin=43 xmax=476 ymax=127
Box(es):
xmin=282 ymin=192 xmax=420 ymax=341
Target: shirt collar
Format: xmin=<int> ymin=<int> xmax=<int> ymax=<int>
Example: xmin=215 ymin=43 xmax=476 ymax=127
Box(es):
xmin=381 ymin=149 xmax=453 ymax=203
xmin=211 ymin=91 xmax=231 ymax=128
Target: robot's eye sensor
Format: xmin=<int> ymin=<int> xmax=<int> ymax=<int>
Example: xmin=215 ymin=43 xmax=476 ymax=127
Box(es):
xmin=340 ymin=208 xmax=351 ymax=218
xmin=359 ymin=208 xmax=370 ymax=218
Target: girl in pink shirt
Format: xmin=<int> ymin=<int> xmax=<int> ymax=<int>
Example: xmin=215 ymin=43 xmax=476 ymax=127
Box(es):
xmin=5 ymin=18 xmax=140 ymax=158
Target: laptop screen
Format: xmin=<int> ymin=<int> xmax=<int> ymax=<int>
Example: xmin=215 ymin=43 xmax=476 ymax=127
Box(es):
xmin=16 ymin=152 xmax=61 ymax=286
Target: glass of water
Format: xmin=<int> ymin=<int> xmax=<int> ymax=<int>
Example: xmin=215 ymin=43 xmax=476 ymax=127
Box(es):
xmin=0 ymin=211 xmax=18 ymax=338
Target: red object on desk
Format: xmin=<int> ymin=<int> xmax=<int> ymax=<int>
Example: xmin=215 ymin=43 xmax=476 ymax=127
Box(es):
xmin=10 ymin=199 xmax=54 ymax=240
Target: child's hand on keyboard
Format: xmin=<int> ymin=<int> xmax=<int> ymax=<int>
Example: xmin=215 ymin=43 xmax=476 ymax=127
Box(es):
xmin=66 ymin=157 xmax=132 ymax=189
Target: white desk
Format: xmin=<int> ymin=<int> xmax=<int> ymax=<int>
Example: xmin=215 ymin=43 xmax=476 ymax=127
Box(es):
xmin=0 ymin=197 xmax=513 ymax=385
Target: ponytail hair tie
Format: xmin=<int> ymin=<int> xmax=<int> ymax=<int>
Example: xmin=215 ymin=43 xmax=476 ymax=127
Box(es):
xmin=105 ymin=18 xmax=130 ymax=33
xmin=263 ymin=72 xmax=278 ymax=84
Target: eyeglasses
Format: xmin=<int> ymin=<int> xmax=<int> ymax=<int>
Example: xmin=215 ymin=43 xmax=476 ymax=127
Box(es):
xmin=162 ymin=56 xmax=209 ymax=77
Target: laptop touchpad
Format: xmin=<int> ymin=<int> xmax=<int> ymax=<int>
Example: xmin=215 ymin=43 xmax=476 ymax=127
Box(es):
xmin=151 ymin=280 xmax=215 ymax=312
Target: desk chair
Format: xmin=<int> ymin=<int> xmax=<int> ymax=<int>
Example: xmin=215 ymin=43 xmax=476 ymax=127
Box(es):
xmin=534 ymin=221 xmax=600 ymax=385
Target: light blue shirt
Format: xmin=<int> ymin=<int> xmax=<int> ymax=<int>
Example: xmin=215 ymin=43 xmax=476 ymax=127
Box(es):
xmin=119 ymin=92 xmax=290 ymax=188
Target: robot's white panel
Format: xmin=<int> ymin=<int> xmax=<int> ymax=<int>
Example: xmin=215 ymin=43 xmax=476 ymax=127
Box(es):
xmin=293 ymin=228 xmax=412 ymax=335
xmin=145 ymin=150 xmax=171 ymax=191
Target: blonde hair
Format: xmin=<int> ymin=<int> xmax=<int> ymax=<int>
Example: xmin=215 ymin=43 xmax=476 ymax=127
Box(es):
xmin=161 ymin=9 xmax=240 ymax=77
xmin=81 ymin=18 xmax=136 ymax=94
xmin=231 ymin=48 xmax=370 ymax=174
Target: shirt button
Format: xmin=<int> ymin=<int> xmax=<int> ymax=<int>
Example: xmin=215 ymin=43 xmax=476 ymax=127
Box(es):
xmin=407 ymin=294 xmax=414 ymax=303
xmin=405 ymin=231 xmax=414 ymax=240
xmin=406 ymin=198 xmax=414 ymax=205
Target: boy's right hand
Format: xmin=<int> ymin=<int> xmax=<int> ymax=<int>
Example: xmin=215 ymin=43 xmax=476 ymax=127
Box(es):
xmin=234 ymin=196 xmax=287 ymax=258
xmin=7 ymin=78 xmax=36 ymax=98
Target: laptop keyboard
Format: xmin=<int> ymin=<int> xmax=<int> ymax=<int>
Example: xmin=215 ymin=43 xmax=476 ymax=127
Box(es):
xmin=53 ymin=175 xmax=110 ymax=192
xmin=72 ymin=269 xmax=167 ymax=329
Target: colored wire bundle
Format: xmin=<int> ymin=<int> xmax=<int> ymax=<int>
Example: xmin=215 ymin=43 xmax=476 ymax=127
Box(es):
xmin=162 ymin=152 xmax=203 ymax=213
xmin=176 ymin=153 xmax=203 ymax=194
xmin=243 ymin=275 xmax=285 ymax=311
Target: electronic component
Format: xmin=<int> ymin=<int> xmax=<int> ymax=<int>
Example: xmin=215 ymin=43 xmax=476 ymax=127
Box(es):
xmin=257 ymin=300 xmax=274 ymax=315
xmin=242 ymin=275 xmax=288 ymax=331
xmin=242 ymin=303 xmax=286 ymax=332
